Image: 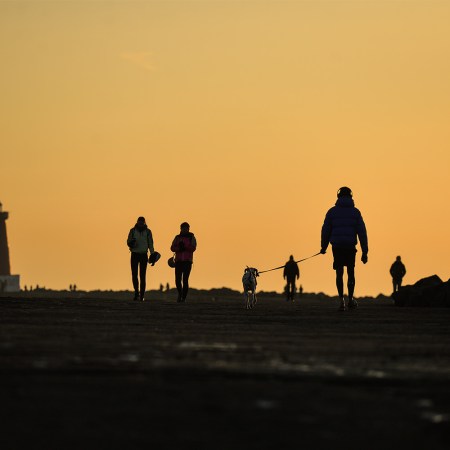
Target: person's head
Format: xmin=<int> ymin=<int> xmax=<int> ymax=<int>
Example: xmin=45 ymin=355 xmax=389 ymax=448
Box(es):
xmin=396 ymin=256 xmax=401 ymax=261
xmin=289 ymin=255 xmax=294 ymax=261
xmin=136 ymin=216 xmax=146 ymax=230
xmin=337 ymin=186 xmax=353 ymax=198
xmin=180 ymin=222 xmax=190 ymax=233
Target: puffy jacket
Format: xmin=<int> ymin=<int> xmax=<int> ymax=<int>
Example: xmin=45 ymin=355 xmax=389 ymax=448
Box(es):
xmin=127 ymin=225 xmax=154 ymax=254
xmin=171 ymin=232 xmax=197 ymax=262
xmin=321 ymin=197 xmax=368 ymax=253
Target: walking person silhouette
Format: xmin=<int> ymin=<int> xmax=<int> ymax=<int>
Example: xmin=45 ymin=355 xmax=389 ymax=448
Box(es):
xmin=320 ymin=187 xmax=368 ymax=311
xmin=390 ymin=256 xmax=406 ymax=294
xmin=171 ymin=222 xmax=197 ymax=302
xmin=127 ymin=216 xmax=158 ymax=301
xmin=283 ymin=255 xmax=300 ymax=302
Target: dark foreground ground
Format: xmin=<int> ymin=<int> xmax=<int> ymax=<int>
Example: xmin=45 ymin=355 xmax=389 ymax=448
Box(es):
xmin=1 ymin=293 xmax=450 ymax=449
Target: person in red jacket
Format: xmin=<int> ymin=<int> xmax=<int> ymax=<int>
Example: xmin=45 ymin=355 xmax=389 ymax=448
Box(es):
xmin=170 ymin=222 xmax=197 ymax=302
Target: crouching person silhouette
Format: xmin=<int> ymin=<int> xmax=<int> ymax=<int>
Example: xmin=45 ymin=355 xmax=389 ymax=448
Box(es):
xmin=171 ymin=222 xmax=197 ymax=302
xmin=127 ymin=216 xmax=156 ymax=302
xmin=320 ymin=187 xmax=368 ymax=311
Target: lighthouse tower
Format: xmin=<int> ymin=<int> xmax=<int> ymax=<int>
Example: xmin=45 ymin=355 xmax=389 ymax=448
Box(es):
xmin=0 ymin=202 xmax=20 ymax=292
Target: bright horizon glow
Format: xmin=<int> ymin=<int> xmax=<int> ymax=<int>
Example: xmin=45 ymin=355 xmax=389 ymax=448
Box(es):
xmin=1 ymin=1 xmax=449 ymax=296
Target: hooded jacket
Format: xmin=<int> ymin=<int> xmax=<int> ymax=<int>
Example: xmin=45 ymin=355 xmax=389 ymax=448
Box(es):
xmin=171 ymin=232 xmax=197 ymax=262
xmin=127 ymin=225 xmax=154 ymax=254
xmin=321 ymin=197 xmax=368 ymax=254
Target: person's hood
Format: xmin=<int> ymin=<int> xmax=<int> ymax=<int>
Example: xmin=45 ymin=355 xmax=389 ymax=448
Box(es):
xmin=335 ymin=197 xmax=355 ymax=207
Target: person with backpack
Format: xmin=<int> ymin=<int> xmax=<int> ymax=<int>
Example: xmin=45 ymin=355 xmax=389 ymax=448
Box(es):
xmin=170 ymin=222 xmax=197 ymax=302
xmin=320 ymin=187 xmax=368 ymax=311
xmin=390 ymin=256 xmax=406 ymax=294
xmin=127 ymin=216 xmax=158 ymax=301
xmin=283 ymin=255 xmax=300 ymax=302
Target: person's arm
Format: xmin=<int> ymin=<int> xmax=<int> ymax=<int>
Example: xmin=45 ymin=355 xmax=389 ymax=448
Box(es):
xmin=186 ymin=234 xmax=197 ymax=252
xmin=127 ymin=229 xmax=135 ymax=248
xmin=321 ymin=211 xmax=332 ymax=253
xmin=147 ymin=229 xmax=155 ymax=254
xmin=296 ymin=264 xmax=300 ymax=279
xmin=356 ymin=212 xmax=368 ymax=263
xmin=170 ymin=236 xmax=179 ymax=252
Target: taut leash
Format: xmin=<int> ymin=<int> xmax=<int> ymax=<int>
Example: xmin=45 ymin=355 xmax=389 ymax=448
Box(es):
xmin=258 ymin=252 xmax=321 ymax=274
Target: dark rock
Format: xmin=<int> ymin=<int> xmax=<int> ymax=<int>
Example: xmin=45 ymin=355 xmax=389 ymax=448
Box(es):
xmin=392 ymin=275 xmax=450 ymax=307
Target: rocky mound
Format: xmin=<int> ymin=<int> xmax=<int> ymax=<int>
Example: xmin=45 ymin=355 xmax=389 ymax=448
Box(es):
xmin=393 ymin=275 xmax=450 ymax=307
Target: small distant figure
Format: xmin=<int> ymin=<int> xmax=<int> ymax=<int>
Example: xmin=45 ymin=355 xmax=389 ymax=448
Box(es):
xmin=299 ymin=284 xmax=303 ymax=297
xmin=24 ymin=285 xmax=28 ymax=292
xmin=283 ymin=255 xmax=300 ymax=302
xmin=73 ymin=284 xmax=77 ymax=292
xmin=170 ymin=222 xmax=197 ymax=303
xmin=69 ymin=284 xmax=73 ymax=292
xmin=320 ymin=186 xmax=368 ymax=311
xmin=165 ymin=282 xmax=170 ymax=291
xmin=390 ymin=256 xmax=406 ymax=294
xmin=127 ymin=216 xmax=156 ymax=302
xmin=159 ymin=283 xmax=164 ymax=292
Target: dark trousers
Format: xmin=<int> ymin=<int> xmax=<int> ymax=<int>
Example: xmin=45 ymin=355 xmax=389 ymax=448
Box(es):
xmin=285 ymin=277 xmax=296 ymax=300
xmin=175 ymin=261 xmax=192 ymax=300
xmin=393 ymin=278 xmax=403 ymax=293
xmin=131 ymin=252 xmax=148 ymax=296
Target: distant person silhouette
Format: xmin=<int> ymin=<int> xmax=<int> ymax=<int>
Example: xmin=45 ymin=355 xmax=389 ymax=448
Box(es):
xmin=283 ymin=255 xmax=300 ymax=301
xmin=127 ymin=216 xmax=156 ymax=301
xmin=170 ymin=222 xmax=197 ymax=302
xmin=321 ymin=187 xmax=368 ymax=311
xmin=390 ymin=256 xmax=406 ymax=293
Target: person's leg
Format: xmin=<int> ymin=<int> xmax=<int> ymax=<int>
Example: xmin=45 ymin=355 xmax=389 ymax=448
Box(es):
xmin=347 ymin=266 xmax=355 ymax=299
xmin=175 ymin=263 xmax=183 ymax=302
xmin=347 ymin=265 xmax=358 ymax=309
xmin=335 ymin=266 xmax=344 ymax=298
xmin=139 ymin=253 xmax=148 ymax=300
xmin=336 ymin=266 xmax=346 ymax=310
xmin=131 ymin=253 xmax=139 ymax=299
xmin=289 ymin=279 xmax=295 ymax=300
xmin=181 ymin=262 xmax=192 ymax=301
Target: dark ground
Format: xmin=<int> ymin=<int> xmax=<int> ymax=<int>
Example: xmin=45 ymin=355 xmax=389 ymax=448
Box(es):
xmin=1 ymin=292 xmax=450 ymax=449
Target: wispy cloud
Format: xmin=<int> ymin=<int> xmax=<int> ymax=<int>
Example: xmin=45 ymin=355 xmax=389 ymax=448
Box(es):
xmin=120 ymin=52 xmax=156 ymax=72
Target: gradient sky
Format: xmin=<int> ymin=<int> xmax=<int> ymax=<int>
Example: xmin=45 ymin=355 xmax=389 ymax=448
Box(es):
xmin=1 ymin=0 xmax=449 ymax=296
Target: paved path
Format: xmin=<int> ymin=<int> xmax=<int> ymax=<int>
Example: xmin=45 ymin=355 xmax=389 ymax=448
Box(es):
xmin=1 ymin=295 xmax=450 ymax=449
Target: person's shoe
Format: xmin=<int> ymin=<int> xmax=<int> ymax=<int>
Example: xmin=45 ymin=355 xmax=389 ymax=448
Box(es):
xmin=177 ymin=293 xmax=182 ymax=303
xmin=133 ymin=293 xmax=139 ymax=301
xmin=348 ymin=298 xmax=358 ymax=309
xmin=338 ymin=298 xmax=347 ymax=311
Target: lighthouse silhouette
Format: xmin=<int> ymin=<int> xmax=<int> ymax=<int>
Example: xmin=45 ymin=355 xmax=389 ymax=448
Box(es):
xmin=0 ymin=202 xmax=20 ymax=292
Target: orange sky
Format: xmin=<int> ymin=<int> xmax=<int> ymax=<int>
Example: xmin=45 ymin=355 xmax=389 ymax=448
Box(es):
xmin=1 ymin=1 xmax=449 ymax=296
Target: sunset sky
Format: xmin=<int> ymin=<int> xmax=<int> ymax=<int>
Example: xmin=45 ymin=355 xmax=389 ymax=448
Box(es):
xmin=1 ymin=0 xmax=449 ymax=297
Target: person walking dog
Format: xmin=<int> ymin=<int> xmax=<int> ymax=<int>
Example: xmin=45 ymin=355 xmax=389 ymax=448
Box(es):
xmin=320 ymin=187 xmax=368 ymax=311
xmin=171 ymin=222 xmax=197 ymax=302
xmin=127 ymin=216 xmax=158 ymax=301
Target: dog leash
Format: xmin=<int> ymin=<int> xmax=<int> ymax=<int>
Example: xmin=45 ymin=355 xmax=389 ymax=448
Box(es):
xmin=258 ymin=252 xmax=321 ymax=274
